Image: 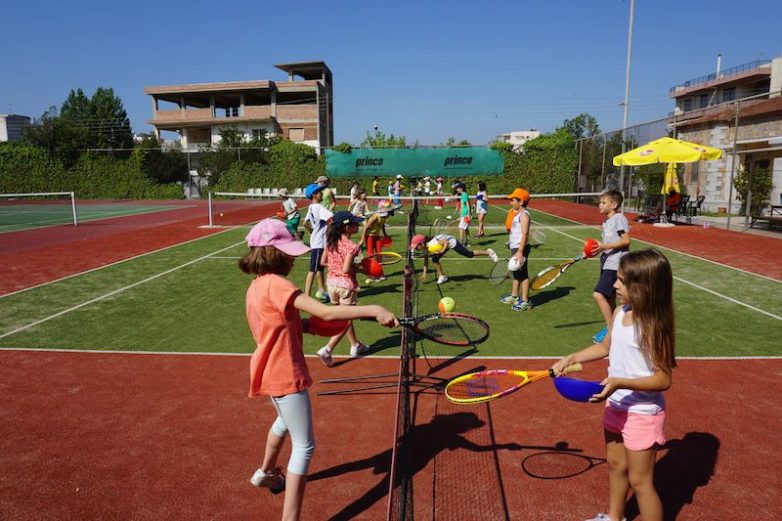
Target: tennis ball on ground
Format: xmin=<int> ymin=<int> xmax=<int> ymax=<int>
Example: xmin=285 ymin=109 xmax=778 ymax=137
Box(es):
xmin=438 ymin=297 xmax=455 ymax=313
xmin=219 ymin=213 xmax=224 ymax=217
xmin=446 ymin=215 xmax=452 ymax=219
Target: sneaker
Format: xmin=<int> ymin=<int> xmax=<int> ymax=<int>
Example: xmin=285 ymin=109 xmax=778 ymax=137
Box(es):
xmin=315 ymin=291 xmax=330 ymax=304
xmin=584 ymin=514 xmax=625 ymax=521
xmin=487 ymin=248 xmax=499 ymax=262
xmin=499 ymin=294 xmax=516 ymax=304
xmin=250 ymin=467 xmax=285 ymax=491
xmin=436 ymin=275 xmax=448 ymax=285
xmin=593 ymin=326 xmax=609 ymax=343
xmin=511 ymin=299 xmax=533 ymax=311
xmin=375 ymin=276 xmax=387 ymax=282
xmin=350 ymin=342 xmax=370 ymax=356
xmin=316 ymin=346 xmax=333 ymax=367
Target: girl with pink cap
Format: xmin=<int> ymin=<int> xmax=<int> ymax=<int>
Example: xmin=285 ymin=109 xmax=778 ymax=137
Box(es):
xmin=240 ymin=218 xmax=397 ymax=520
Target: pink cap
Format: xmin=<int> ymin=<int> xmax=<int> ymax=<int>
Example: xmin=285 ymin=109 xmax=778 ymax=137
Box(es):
xmin=410 ymin=234 xmax=426 ymax=249
xmin=245 ymin=219 xmax=310 ymax=256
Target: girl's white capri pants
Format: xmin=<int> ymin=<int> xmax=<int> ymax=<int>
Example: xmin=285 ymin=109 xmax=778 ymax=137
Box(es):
xmin=270 ymin=389 xmax=316 ymax=475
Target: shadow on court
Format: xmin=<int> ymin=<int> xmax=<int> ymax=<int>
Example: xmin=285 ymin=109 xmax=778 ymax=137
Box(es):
xmin=624 ymin=432 xmax=720 ymax=521
xmin=530 ymin=285 xmax=575 ymax=307
xmin=308 ymin=411 xmax=523 ymax=520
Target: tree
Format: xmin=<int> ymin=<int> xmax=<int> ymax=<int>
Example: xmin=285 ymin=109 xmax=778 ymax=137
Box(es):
xmin=218 ymin=127 xmax=244 ymax=148
xmin=444 ymin=137 xmax=472 ymax=146
xmin=734 ymin=166 xmax=773 ymax=215
xmin=59 ymin=87 xmax=133 ymax=151
xmin=22 ymin=106 xmax=88 ymax=166
xmin=560 ymin=113 xmax=600 ymax=140
xmin=361 ymin=128 xmax=406 ymax=148
xmin=136 ymin=135 xmax=188 ymax=184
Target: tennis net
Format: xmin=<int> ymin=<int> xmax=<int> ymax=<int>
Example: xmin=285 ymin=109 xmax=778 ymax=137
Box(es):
xmin=0 ymin=191 xmax=78 ymax=230
xmin=385 ymin=197 xmax=420 ymax=521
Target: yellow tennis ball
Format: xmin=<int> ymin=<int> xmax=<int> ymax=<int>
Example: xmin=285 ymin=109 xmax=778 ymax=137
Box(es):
xmin=427 ymin=243 xmax=444 ymax=254
xmin=438 ymin=297 xmax=455 ymax=313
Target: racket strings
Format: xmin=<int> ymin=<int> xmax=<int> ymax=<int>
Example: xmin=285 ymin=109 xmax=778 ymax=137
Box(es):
xmin=415 ymin=316 xmax=489 ymax=346
xmin=447 ymin=372 xmax=529 ymax=401
xmin=530 ymin=265 xmax=561 ymax=290
xmin=489 ymin=261 xmax=509 ymax=285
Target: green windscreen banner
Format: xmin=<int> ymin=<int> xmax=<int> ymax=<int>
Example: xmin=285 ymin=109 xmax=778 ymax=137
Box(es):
xmin=324 ymin=147 xmax=504 ymax=178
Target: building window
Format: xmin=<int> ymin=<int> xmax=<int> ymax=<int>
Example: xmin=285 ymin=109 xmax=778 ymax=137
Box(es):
xmin=722 ymin=87 xmax=736 ymax=103
xmin=683 ymin=98 xmax=693 ymax=112
xmin=289 ymin=128 xmax=305 ymax=142
xmin=699 ymin=93 xmax=709 ymax=108
xmin=690 ymin=162 xmax=699 ymax=183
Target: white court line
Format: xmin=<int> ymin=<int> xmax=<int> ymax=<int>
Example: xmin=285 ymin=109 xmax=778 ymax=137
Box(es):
xmin=525 ymin=203 xmax=782 ymax=285
xmin=205 ymin=255 xmax=584 ymax=262
xmin=1 ymin=347 xmax=780 ymax=361
xmin=1 ymin=226 xmax=240 ymax=300
xmin=0 ymin=241 xmax=244 ymax=340
xmin=518 ymin=204 xmax=782 ymax=321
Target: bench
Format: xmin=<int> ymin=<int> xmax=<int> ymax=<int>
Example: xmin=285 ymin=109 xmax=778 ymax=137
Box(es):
xmin=750 ymin=205 xmax=782 ymax=229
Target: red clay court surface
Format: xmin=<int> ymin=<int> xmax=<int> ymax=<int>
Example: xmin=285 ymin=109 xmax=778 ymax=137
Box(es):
xmin=1 ymin=351 xmax=780 ymax=520
xmin=2 ymin=199 xmax=781 ymax=519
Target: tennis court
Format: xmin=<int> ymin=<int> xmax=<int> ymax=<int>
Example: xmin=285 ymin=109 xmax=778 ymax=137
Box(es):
xmin=0 ymin=193 xmax=194 ymax=233
xmin=1 ymin=196 xmax=780 ymax=520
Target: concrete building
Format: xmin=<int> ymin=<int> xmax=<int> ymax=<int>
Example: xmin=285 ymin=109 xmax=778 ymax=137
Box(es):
xmin=496 ymin=130 xmax=541 ymax=151
xmin=0 ymin=114 xmax=32 ymax=142
xmin=145 ymin=61 xmax=333 ymax=152
xmin=670 ymin=56 xmax=782 ymax=213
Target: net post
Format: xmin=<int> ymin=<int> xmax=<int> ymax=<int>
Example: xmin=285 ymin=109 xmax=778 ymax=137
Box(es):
xmin=207 ymin=191 xmax=213 ymax=227
xmin=70 ymin=192 xmax=78 ymax=226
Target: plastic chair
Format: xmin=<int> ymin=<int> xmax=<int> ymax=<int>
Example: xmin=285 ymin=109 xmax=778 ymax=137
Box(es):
xmin=686 ymin=195 xmax=706 ymax=223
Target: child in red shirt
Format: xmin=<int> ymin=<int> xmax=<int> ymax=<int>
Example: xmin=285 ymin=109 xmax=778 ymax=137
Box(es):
xmin=240 ymin=219 xmax=397 ymax=521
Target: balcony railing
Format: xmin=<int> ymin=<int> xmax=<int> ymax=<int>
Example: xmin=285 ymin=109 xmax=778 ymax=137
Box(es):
xmin=669 ymin=60 xmax=769 ymax=95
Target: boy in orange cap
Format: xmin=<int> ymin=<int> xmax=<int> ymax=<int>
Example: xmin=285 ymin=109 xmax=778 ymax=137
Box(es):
xmin=500 ymin=188 xmax=533 ymax=311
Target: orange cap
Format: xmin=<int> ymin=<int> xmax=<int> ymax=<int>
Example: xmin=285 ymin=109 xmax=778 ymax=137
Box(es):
xmin=505 ymin=188 xmax=530 ymax=202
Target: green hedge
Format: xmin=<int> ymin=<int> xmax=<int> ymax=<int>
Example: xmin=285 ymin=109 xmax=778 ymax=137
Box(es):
xmin=0 ymin=143 xmax=181 ymax=199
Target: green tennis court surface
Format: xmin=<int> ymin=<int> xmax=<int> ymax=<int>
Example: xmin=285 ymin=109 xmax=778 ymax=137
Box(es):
xmin=0 ymin=203 xmax=184 ymax=233
xmin=1 ymin=204 xmax=779 ymax=358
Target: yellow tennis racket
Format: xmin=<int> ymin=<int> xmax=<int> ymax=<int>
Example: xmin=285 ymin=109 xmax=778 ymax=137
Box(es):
xmin=444 ymin=364 xmax=583 ymax=404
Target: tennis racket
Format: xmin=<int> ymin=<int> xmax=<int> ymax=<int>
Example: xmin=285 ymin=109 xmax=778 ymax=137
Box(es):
xmin=529 ymin=229 xmax=547 ymax=246
xmin=489 ymin=259 xmax=509 ymax=285
xmin=400 ymin=312 xmax=489 ymax=346
xmin=444 ymin=364 xmax=583 ymax=404
xmin=530 ymin=255 xmax=585 ymax=291
xmin=371 ymin=251 xmax=403 ymax=265
xmin=445 ymin=219 xmax=460 ymax=236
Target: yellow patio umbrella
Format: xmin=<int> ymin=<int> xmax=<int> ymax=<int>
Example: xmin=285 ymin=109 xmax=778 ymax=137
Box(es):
xmin=613 ymin=137 xmax=722 ymax=224
xmin=612 ymin=137 xmax=723 ymax=166
xmin=661 ymin=162 xmax=681 ymax=195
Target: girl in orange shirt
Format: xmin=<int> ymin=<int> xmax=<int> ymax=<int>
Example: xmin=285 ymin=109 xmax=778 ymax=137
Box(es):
xmin=240 ymin=218 xmax=397 ymax=521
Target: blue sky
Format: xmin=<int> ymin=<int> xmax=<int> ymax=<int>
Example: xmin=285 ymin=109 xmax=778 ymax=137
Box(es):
xmin=2 ymin=0 xmax=781 ymax=145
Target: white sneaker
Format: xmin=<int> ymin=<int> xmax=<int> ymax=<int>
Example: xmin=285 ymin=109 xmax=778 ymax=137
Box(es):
xmin=250 ymin=467 xmax=285 ymax=491
xmin=436 ymin=275 xmax=448 ymax=285
xmin=316 ymin=346 xmax=333 ymax=367
xmin=350 ymin=342 xmax=370 ymax=356
xmin=487 ymin=248 xmax=499 ymax=262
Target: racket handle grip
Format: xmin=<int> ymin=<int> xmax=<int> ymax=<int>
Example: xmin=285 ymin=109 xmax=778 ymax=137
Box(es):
xmin=561 ymin=363 xmax=583 ymax=375
xmin=550 ymin=363 xmax=583 ymax=377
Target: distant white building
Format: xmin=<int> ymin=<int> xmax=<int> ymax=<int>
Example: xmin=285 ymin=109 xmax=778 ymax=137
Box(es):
xmin=496 ymin=129 xmax=541 ymax=151
xmin=0 ymin=114 xmax=31 ymax=142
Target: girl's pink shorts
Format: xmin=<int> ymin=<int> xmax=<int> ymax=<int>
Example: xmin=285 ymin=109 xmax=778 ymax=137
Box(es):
xmin=603 ymin=405 xmax=666 ymax=451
